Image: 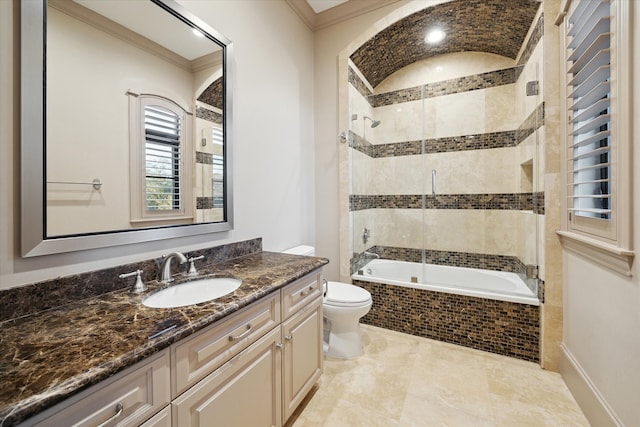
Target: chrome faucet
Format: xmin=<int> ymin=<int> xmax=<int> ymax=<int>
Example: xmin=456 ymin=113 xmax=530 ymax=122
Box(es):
xmin=160 ymin=252 xmax=188 ymax=283
xmin=363 ymin=251 xmax=380 ymax=259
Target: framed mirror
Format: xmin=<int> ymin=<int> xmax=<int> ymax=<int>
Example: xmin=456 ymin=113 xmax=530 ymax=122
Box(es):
xmin=21 ymin=0 xmax=234 ymax=257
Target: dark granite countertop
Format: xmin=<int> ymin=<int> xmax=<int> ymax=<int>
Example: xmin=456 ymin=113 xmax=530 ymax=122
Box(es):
xmin=0 ymin=252 xmax=328 ymax=426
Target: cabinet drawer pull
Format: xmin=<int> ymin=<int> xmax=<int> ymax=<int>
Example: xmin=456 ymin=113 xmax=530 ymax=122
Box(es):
xmin=96 ymin=402 xmax=123 ymax=427
xmin=299 ymin=286 xmax=314 ymax=296
xmin=228 ymin=324 xmax=252 ymax=341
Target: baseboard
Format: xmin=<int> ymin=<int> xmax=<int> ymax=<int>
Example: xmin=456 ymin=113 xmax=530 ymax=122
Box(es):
xmin=560 ymin=344 xmax=622 ymax=427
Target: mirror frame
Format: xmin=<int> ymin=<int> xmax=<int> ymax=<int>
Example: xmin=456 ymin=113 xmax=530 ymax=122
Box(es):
xmin=21 ymin=0 xmax=234 ymax=257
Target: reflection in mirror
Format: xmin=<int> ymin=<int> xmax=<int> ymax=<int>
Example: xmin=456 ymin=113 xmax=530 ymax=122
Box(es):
xmin=46 ymin=0 xmax=225 ymax=237
xmin=21 ymin=0 xmax=233 ymax=256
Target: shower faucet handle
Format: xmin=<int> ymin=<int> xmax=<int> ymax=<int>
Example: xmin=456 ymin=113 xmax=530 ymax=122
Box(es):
xmin=362 ymin=227 xmax=371 ymax=244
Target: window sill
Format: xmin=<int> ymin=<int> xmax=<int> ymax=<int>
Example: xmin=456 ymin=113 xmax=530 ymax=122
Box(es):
xmin=557 ymin=230 xmax=634 ymax=277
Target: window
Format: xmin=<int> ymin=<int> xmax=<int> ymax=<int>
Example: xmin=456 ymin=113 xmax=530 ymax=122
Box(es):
xmin=144 ymin=105 xmax=182 ymax=211
xmin=129 ymin=92 xmax=193 ymax=224
xmin=557 ymin=0 xmax=633 ymax=275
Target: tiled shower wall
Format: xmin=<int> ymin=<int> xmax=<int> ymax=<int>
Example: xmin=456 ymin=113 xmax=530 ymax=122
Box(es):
xmin=349 ymin=14 xmax=545 ymax=279
xmin=195 ymin=105 xmax=224 ymax=222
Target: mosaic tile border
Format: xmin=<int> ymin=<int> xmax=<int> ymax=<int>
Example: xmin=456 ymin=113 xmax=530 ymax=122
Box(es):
xmin=0 ymin=238 xmax=263 ymax=324
xmin=372 ymin=66 xmax=522 ymax=107
xmin=196 ymin=151 xmax=214 ymax=165
xmin=518 ymin=13 xmax=544 ymax=67
xmin=349 ymin=192 xmax=544 ymax=212
xmin=349 ymin=103 xmax=545 ymax=159
xmin=348 ymin=66 xmax=373 ymax=103
xmin=354 ymin=279 xmax=540 ymax=362
xmin=196 ymin=197 xmax=215 ymax=209
xmin=351 ymin=246 xmax=526 ymax=275
xmin=196 ymin=106 xmax=223 ymax=125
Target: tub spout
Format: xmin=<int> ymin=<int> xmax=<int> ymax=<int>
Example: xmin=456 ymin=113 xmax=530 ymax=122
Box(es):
xmin=363 ymin=251 xmax=380 ymax=259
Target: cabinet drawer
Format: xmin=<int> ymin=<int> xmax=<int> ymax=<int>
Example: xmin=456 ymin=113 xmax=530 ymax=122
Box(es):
xmin=171 ymin=292 xmax=280 ymax=397
xmin=281 ymin=272 xmax=322 ymax=320
xmin=28 ymin=350 xmax=170 ymax=427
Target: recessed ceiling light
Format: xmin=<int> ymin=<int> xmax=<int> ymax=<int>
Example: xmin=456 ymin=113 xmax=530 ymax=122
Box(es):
xmin=425 ymin=29 xmax=446 ymax=44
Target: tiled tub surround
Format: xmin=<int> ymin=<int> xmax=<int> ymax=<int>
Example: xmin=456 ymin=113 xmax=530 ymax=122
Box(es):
xmin=349 ymin=48 xmax=545 ymax=270
xmin=0 ymin=239 xmax=328 ymax=426
xmin=353 ymin=279 xmax=540 ymax=362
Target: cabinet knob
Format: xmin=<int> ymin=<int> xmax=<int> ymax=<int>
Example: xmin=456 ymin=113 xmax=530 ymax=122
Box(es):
xmin=284 ymin=335 xmax=293 ymax=341
xmin=300 ymin=286 xmax=314 ymax=296
xmin=275 ymin=342 xmax=283 ymax=349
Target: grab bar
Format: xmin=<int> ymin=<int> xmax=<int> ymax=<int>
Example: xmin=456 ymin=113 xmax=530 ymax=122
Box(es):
xmin=431 ymin=170 xmax=436 ymax=195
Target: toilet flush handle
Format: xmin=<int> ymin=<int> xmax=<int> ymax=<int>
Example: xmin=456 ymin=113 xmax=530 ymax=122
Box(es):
xmin=322 ymin=279 xmax=328 ymax=298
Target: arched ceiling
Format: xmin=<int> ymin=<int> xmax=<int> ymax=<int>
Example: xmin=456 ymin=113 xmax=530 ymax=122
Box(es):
xmin=350 ymin=0 xmax=541 ymax=88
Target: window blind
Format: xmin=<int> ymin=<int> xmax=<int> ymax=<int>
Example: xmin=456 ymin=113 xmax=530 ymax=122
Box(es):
xmin=566 ymin=0 xmax=611 ymax=220
xmin=144 ymin=105 xmax=182 ymax=211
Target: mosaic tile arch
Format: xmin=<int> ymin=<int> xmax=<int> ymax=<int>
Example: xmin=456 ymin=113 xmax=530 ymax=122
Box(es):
xmin=349 ymin=0 xmax=541 ymax=88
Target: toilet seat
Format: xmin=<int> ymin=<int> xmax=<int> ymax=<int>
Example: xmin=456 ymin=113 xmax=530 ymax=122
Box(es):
xmin=325 ymin=281 xmax=371 ymax=307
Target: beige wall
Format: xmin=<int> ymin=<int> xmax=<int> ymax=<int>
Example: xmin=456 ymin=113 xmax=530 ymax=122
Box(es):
xmin=46 ymin=7 xmax=196 ymax=235
xmin=0 ymin=0 xmax=314 ymax=289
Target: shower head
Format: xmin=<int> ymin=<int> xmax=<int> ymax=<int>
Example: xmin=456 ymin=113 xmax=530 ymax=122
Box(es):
xmin=363 ymin=115 xmax=381 ymax=128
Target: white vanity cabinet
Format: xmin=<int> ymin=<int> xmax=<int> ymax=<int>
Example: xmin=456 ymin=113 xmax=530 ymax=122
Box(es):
xmin=172 ymin=271 xmax=324 ymax=427
xmin=24 ymin=350 xmax=171 ymax=427
xmin=20 ymin=270 xmax=324 ymax=427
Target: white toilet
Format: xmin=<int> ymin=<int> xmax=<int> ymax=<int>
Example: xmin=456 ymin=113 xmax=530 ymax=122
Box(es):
xmin=282 ymin=246 xmax=372 ymax=359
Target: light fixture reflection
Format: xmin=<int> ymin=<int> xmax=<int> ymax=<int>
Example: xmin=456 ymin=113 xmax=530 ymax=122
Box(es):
xmin=192 ymin=28 xmax=205 ymax=38
xmin=425 ymin=29 xmax=446 ymax=44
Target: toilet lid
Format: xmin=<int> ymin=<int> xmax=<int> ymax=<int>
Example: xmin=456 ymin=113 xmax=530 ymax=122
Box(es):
xmin=325 ymin=281 xmax=371 ymax=304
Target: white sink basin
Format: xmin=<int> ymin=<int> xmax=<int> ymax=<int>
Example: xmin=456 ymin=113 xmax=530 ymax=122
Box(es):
xmin=143 ymin=278 xmax=242 ymax=308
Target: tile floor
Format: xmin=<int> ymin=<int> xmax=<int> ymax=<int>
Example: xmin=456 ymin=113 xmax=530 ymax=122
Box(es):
xmin=288 ymin=325 xmax=590 ymax=427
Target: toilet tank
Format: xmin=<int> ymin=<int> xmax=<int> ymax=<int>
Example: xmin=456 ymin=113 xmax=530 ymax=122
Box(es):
xmin=282 ymin=245 xmax=315 ymax=256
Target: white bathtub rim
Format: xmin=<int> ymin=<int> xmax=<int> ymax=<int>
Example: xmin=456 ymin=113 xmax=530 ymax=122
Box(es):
xmin=352 ymin=261 xmax=540 ymax=306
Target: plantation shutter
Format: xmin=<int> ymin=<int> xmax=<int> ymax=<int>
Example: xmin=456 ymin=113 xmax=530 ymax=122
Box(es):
xmin=144 ymin=105 xmax=182 ymax=211
xmin=566 ymin=0 xmax=611 ymax=220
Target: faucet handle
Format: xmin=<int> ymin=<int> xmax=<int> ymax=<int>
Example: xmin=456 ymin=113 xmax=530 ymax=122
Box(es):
xmin=119 ymin=269 xmax=146 ymax=293
xmin=187 ymin=255 xmax=205 ymax=276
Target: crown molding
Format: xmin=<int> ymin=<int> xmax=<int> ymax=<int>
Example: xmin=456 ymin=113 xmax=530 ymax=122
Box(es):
xmin=285 ymin=0 xmax=403 ymax=31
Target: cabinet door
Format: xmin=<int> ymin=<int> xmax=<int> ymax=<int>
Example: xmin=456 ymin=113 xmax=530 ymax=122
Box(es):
xmin=172 ymin=327 xmax=282 ymax=427
xmin=282 ymin=297 xmax=323 ymax=422
xmin=140 ymin=406 xmax=171 ymax=427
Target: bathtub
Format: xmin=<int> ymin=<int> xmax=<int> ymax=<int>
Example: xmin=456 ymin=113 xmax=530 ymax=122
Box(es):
xmin=352 ymin=259 xmax=539 ymax=306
